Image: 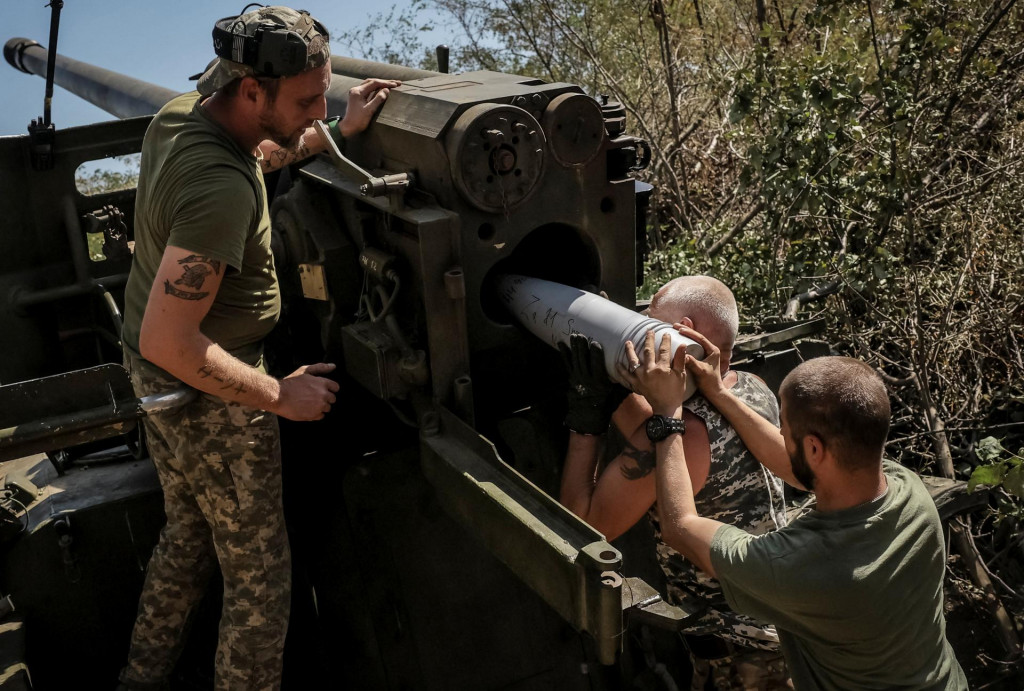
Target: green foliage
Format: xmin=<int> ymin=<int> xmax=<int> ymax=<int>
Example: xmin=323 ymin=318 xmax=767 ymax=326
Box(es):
xmin=695 ymin=0 xmax=1024 ymax=479
xmin=336 ymin=0 xmax=1024 ymax=485
xmin=75 ymin=155 xmax=140 ymax=196
xmin=332 ymin=0 xmax=438 ymax=70
xmin=86 ymin=232 xmax=105 ymax=262
xmin=969 ymin=437 xmax=1024 ymax=500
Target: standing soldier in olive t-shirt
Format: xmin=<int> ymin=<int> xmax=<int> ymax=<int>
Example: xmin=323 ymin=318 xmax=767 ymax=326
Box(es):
xmin=116 ymin=7 xmax=399 ymax=690
xmin=620 ymin=339 xmax=968 ymax=690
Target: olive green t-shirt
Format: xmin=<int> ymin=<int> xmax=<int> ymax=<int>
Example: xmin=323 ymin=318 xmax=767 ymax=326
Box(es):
xmin=122 ymin=91 xmax=279 ymax=366
xmin=710 ymin=461 xmax=968 ymax=690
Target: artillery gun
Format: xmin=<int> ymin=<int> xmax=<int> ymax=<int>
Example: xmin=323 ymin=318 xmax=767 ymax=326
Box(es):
xmin=0 ymin=26 xmax=824 ymax=691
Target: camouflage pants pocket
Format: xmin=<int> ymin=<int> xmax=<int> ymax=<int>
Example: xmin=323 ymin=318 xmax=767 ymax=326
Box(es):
xmin=691 ymin=647 xmax=792 ymax=691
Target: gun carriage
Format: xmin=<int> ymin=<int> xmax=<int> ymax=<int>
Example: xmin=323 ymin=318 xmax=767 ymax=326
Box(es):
xmin=0 ymin=33 xmax=823 ymax=690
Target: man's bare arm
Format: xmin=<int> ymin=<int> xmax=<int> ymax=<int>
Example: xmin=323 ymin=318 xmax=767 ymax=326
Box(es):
xmin=560 ymin=428 xmax=659 ymax=541
xmin=259 ymin=77 xmax=402 ymax=174
xmin=619 ymin=330 xmax=724 ymax=576
xmin=259 ymin=128 xmax=323 ymax=174
xmin=139 ymin=245 xmax=338 ymax=421
xmin=677 ymin=324 xmax=805 ymax=490
xmin=698 ymin=385 xmax=803 ymax=490
xmin=560 ymin=404 xmax=711 ymax=542
xmin=653 ymin=433 xmax=723 ymax=577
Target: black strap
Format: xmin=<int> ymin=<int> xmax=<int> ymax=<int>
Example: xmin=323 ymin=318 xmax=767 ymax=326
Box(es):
xmin=212 ymin=20 xmax=260 ymax=66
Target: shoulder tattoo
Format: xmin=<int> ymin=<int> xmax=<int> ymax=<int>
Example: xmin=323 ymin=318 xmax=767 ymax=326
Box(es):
xmin=164 ymin=254 xmax=221 ymax=300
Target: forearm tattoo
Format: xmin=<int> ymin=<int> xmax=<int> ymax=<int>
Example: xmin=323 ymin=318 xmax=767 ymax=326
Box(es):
xmin=164 ymin=254 xmax=221 ymax=301
xmin=197 ymin=364 xmax=248 ymax=394
xmin=262 ymin=135 xmax=312 ymax=173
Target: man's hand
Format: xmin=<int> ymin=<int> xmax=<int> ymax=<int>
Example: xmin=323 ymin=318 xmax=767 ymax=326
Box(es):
xmin=559 ymin=333 xmax=629 ymax=435
xmin=339 ymin=78 xmax=402 ymax=137
xmin=619 ymin=330 xmax=687 ymax=418
xmin=275 ymin=363 xmax=340 ymax=421
xmin=674 ymin=324 xmax=726 ymax=401
xmin=621 ymin=330 xmax=722 ymax=576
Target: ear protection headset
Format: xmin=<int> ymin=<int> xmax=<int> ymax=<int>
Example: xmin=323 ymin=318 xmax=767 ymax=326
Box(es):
xmin=211 ymin=7 xmax=328 ymax=78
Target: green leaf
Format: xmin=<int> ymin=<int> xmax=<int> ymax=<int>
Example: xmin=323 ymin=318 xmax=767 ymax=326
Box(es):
xmin=1003 ymin=465 xmax=1024 ymax=499
xmin=975 ymin=436 xmax=1004 ymax=463
xmin=968 ymin=463 xmax=1005 ymax=493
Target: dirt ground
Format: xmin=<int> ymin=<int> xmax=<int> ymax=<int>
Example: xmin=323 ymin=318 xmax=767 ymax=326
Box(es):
xmin=943 ymin=553 xmax=1024 ymax=689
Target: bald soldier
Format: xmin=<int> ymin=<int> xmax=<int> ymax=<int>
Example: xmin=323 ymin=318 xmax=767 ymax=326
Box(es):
xmin=558 ymin=276 xmax=790 ymax=689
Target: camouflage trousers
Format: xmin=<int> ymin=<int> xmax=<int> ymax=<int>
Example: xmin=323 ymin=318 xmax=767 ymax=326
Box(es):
xmin=688 ymin=641 xmax=792 ymax=691
xmin=119 ymin=355 xmax=291 ymax=691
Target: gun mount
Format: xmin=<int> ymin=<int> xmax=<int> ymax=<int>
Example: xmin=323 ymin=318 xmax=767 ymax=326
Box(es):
xmin=0 ymin=34 xmax=817 ymax=691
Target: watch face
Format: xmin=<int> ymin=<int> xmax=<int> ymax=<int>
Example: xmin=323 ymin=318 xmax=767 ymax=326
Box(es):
xmin=647 ymin=416 xmax=666 ymax=441
xmin=647 ymin=415 xmax=684 ymax=441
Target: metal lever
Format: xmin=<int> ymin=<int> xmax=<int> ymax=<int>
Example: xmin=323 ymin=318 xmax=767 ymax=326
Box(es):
xmin=312 ymin=119 xmax=413 ymax=198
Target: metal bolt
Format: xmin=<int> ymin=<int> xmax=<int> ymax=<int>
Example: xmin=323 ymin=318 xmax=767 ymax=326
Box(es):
xmin=492 ymin=148 xmax=516 ymax=173
xmin=483 ymin=128 xmax=504 ymax=147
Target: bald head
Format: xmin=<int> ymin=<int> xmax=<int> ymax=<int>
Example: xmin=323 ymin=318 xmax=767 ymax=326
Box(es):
xmin=648 ymin=276 xmax=739 ymax=365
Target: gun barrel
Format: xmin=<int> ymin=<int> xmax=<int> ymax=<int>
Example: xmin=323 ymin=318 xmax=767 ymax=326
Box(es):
xmin=4 ymin=38 xmax=435 ymax=121
xmin=5 ymin=37 xmax=179 ymax=119
xmin=330 ymin=55 xmax=442 ymax=82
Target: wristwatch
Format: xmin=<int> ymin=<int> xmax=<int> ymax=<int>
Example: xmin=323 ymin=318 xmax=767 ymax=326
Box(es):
xmin=646 ymin=414 xmax=686 ymax=442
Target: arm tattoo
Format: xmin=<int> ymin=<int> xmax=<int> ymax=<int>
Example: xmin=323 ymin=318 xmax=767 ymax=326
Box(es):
xmin=619 ymin=438 xmax=657 ymax=480
xmin=178 ymin=254 xmax=221 ymax=275
xmin=262 ymin=136 xmax=312 ymax=173
xmin=197 ymin=365 xmax=248 ymax=394
xmin=164 ymin=255 xmax=220 ymax=301
xmin=164 ymin=280 xmax=208 ymax=300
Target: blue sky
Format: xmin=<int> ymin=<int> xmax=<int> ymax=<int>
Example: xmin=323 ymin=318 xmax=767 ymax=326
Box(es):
xmin=0 ymin=1 xmax=441 ymax=136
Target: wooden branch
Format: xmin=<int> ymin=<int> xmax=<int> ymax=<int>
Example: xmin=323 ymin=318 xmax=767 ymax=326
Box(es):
xmin=923 ymin=78 xmax=1024 ymax=189
xmin=755 ymin=0 xmax=769 ymax=49
xmin=950 ymin=522 xmax=1022 ymax=656
xmin=706 ymin=200 xmax=765 ymax=256
xmin=950 ymin=0 xmax=1019 ymax=104
xmin=679 ymin=119 xmax=701 ymax=147
xmin=915 ymin=386 xmax=1022 ymax=657
xmin=918 ymin=476 xmax=989 ymax=521
xmin=691 ymin=0 xmax=704 ymax=30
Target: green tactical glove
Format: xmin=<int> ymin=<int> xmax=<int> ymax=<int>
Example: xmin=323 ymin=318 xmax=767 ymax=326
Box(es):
xmin=558 ymin=332 xmax=631 ymax=435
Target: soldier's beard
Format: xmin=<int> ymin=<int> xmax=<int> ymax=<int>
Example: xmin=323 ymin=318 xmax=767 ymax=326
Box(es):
xmin=258 ymin=106 xmax=302 ymax=149
xmin=790 ymin=442 xmax=816 ymax=491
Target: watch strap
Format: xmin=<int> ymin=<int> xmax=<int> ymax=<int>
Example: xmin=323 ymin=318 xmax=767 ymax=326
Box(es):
xmin=646 ymin=414 xmax=686 ymax=442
